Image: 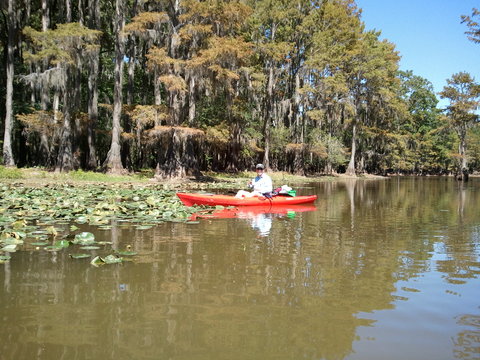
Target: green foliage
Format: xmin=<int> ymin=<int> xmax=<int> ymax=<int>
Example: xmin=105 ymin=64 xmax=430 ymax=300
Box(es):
xmin=308 ymin=129 xmax=347 ymax=167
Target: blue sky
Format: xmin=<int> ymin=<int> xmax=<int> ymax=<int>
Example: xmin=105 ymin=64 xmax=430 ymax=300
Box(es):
xmin=355 ymin=0 xmax=479 ymax=108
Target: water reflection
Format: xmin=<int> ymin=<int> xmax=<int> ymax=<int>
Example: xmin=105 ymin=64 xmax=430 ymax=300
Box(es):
xmin=191 ymin=205 xmax=316 ymax=237
xmin=0 ymin=177 xmax=479 ymax=360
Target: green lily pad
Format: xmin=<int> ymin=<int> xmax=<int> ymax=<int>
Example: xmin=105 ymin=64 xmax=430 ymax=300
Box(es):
xmin=3 ymin=237 xmax=24 ymax=245
xmin=135 ymin=225 xmax=153 ymax=230
xmin=97 ymin=226 xmax=112 ymax=230
xmin=54 ymin=240 xmax=70 ymax=248
xmin=11 ymin=231 xmax=27 ymax=239
xmin=73 ymin=232 xmax=95 ymax=245
xmin=31 ymin=242 xmax=48 ymax=246
xmin=1 ymin=244 xmax=17 ymax=252
xmin=97 ymin=241 xmax=113 ymax=245
xmin=69 ymin=253 xmax=91 ymax=259
xmin=44 ymin=245 xmax=63 ymax=251
xmin=80 ymin=245 xmax=101 ymax=250
xmin=70 ymin=225 xmax=79 ymax=232
xmin=0 ymin=254 xmax=12 ymax=261
xmin=104 ymin=254 xmax=123 ymax=264
xmin=11 ymin=219 xmax=27 ymax=229
xmin=31 ymin=234 xmax=48 ymax=240
xmin=90 ymin=256 xmax=104 ymax=267
xmin=76 ymin=216 xmax=88 ymax=224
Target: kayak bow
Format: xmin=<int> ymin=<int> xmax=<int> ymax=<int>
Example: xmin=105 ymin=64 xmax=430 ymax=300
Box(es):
xmin=177 ymin=192 xmax=317 ymax=207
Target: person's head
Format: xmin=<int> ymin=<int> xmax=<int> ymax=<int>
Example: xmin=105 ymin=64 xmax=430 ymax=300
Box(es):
xmin=255 ymin=163 xmax=265 ymax=174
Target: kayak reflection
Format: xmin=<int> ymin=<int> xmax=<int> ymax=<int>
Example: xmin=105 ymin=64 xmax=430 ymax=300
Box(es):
xmin=191 ymin=205 xmax=317 ymax=236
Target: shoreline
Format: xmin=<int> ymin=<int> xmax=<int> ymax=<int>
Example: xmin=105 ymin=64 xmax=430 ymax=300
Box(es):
xmin=0 ymin=167 xmax=386 ymax=189
xmin=2 ymin=167 xmax=476 ymax=190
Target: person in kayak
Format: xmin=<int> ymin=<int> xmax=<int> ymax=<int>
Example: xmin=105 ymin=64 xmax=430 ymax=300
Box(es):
xmin=235 ymin=163 xmax=273 ymax=198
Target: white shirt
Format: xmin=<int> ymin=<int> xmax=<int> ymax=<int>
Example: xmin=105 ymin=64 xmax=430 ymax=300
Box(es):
xmin=249 ymin=173 xmax=273 ymax=194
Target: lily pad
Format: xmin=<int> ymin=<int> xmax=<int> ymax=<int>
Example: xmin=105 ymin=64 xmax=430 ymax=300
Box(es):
xmin=54 ymin=240 xmax=70 ymax=248
xmin=73 ymin=232 xmax=95 ymax=245
xmin=1 ymin=244 xmax=17 ymax=252
xmin=97 ymin=226 xmax=112 ymax=230
xmin=69 ymin=253 xmax=91 ymax=259
xmin=31 ymin=242 xmax=48 ymax=246
xmin=104 ymin=254 xmax=123 ymax=264
xmin=90 ymin=256 xmax=104 ymax=267
xmin=75 ymin=216 xmax=88 ymax=224
xmin=0 ymin=254 xmax=12 ymax=261
xmin=135 ymin=225 xmax=153 ymax=230
xmin=80 ymin=245 xmax=101 ymax=250
xmin=3 ymin=237 xmax=24 ymax=245
xmin=44 ymin=245 xmax=63 ymax=251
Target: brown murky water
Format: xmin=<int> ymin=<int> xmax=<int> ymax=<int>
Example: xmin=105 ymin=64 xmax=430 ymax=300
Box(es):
xmin=1 ymin=177 xmax=479 ymax=360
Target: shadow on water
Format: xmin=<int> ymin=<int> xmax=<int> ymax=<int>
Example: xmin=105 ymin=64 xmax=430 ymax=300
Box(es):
xmin=0 ymin=177 xmax=479 ymax=360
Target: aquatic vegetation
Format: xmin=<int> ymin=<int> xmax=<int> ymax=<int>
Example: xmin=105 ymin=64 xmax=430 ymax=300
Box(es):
xmin=90 ymin=254 xmax=123 ymax=267
xmin=0 ymin=183 xmax=205 ymax=266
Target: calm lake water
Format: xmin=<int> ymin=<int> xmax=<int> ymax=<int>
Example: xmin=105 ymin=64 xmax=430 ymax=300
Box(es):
xmin=1 ymin=177 xmax=479 ymax=360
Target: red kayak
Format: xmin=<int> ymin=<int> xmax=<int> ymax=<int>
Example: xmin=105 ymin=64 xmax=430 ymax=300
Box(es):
xmin=177 ymin=192 xmax=317 ymax=207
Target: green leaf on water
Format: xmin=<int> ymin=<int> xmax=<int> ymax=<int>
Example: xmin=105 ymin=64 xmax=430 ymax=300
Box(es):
xmin=31 ymin=242 xmax=48 ymax=246
xmin=69 ymin=253 xmax=91 ymax=259
xmin=55 ymin=240 xmax=70 ymax=248
xmin=135 ymin=225 xmax=153 ymax=230
xmin=3 ymin=237 xmax=24 ymax=245
xmin=76 ymin=216 xmax=88 ymax=224
xmin=70 ymin=225 xmax=79 ymax=232
xmin=97 ymin=241 xmax=113 ymax=245
xmin=44 ymin=245 xmax=63 ymax=251
xmin=90 ymin=256 xmax=104 ymax=267
xmin=80 ymin=245 xmax=101 ymax=250
xmin=11 ymin=231 xmax=27 ymax=239
xmin=11 ymin=219 xmax=27 ymax=229
xmin=97 ymin=226 xmax=112 ymax=230
xmin=73 ymin=232 xmax=95 ymax=245
xmin=104 ymin=254 xmax=122 ymax=264
xmin=0 ymin=254 xmax=12 ymax=261
xmin=1 ymin=244 xmax=17 ymax=252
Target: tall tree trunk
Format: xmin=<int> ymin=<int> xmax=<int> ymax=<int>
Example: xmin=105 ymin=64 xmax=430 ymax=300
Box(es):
xmin=154 ymin=67 xmax=161 ymax=106
xmin=72 ymin=57 xmax=82 ymax=168
xmin=87 ymin=50 xmax=99 ymax=169
xmin=37 ymin=0 xmax=49 ymax=165
xmin=3 ymin=0 xmax=16 ymax=167
xmin=41 ymin=0 xmax=49 ymax=30
xmin=86 ymin=0 xmax=100 ymax=169
xmin=459 ymin=127 xmax=469 ymax=182
xmin=78 ymin=0 xmax=84 ymax=25
xmin=188 ymin=75 xmax=195 ymax=125
xmin=104 ymin=0 xmax=125 ymax=173
xmin=56 ymin=73 xmax=74 ymax=172
xmin=65 ymin=0 xmax=72 ymax=22
xmin=127 ymin=42 xmax=136 ymax=105
xmin=263 ymin=64 xmax=274 ymax=170
xmin=346 ymin=121 xmax=357 ymax=176
xmin=294 ymin=72 xmax=303 ymax=143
